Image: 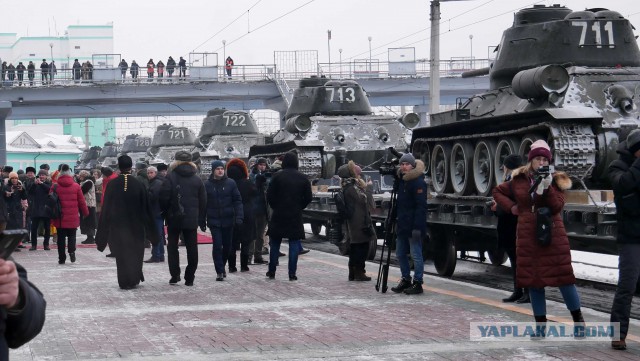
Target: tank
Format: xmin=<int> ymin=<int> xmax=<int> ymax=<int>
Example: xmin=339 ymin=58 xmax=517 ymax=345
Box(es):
xmin=145 ymin=123 xmax=197 ymax=166
xmin=196 ymin=108 xmax=265 ymax=176
xmin=98 ymin=142 xmax=122 ymax=169
xmin=249 ymin=77 xmax=420 ymax=179
xmin=412 ymin=5 xmax=640 ymax=197
xmin=75 ymin=146 xmax=101 ymax=172
xmin=119 ymin=134 xmax=152 ymax=165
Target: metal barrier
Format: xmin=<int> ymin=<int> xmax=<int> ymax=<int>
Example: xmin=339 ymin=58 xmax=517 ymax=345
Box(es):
xmin=317 ymin=59 xmax=491 ymax=79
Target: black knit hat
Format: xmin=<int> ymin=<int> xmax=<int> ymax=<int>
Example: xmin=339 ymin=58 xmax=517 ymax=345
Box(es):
xmin=502 ymin=154 xmax=523 ymax=170
xmin=117 ymin=155 xmax=133 ymax=171
xmin=26 ymin=166 xmax=36 ymax=174
xmin=627 ymin=129 xmax=640 ymax=155
xmin=157 ymin=163 xmax=168 ymax=172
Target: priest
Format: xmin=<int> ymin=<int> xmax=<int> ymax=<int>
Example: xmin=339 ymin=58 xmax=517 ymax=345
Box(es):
xmin=96 ymin=155 xmax=158 ymax=289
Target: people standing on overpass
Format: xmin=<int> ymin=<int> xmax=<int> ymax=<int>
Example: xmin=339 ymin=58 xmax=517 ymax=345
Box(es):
xmin=225 ymin=56 xmax=234 ymax=79
xmin=27 ymin=61 xmax=35 ymax=86
xmin=40 ymin=59 xmax=48 ymax=85
xmin=146 ymin=59 xmax=155 ymax=81
xmin=1 ymin=61 xmax=6 ymax=82
xmin=119 ymin=59 xmax=128 ymax=81
xmin=16 ymin=62 xmax=25 ymax=86
xmin=390 ymin=153 xmax=428 ymax=295
xmin=157 ymin=60 xmax=165 ymax=81
xmin=6 ymin=63 xmax=15 ymax=84
xmin=49 ymin=61 xmax=56 ymax=83
xmin=608 ymin=129 xmax=640 ymax=351
xmin=178 ymin=57 xmax=186 ymax=78
xmin=130 ymin=60 xmax=139 ymax=81
xmin=493 ymin=140 xmax=584 ymax=338
xmin=72 ymin=59 xmax=81 ymax=82
xmin=166 ymin=56 xmax=176 ymax=78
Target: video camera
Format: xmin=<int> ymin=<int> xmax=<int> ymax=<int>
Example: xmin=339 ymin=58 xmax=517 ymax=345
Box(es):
xmin=378 ymin=147 xmax=402 ymax=176
xmin=535 ymin=165 xmax=555 ymax=177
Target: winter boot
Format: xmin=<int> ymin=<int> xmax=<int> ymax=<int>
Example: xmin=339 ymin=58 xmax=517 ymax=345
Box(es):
xmin=353 ymin=267 xmax=371 ymax=282
xmin=516 ymin=288 xmax=530 ymax=304
xmin=391 ymin=277 xmax=412 ymax=293
xmin=570 ymin=309 xmax=586 ymax=338
xmin=240 ymin=254 xmax=250 ymax=272
xmin=531 ymin=315 xmax=547 ymax=340
xmin=404 ymin=280 xmax=424 ymax=295
xmin=216 ymin=273 xmax=224 ymax=281
xmin=348 ymin=266 xmax=355 ymax=281
xmin=502 ymin=288 xmax=523 ymax=303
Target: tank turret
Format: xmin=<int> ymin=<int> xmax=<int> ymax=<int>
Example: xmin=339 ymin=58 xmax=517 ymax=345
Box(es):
xmin=196 ymin=108 xmax=265 ymax=176
xmin=99 ymin=141 xmax=122 ymax=169
xmin=412 ymin=5 xmax=640 ymax=197
xmin=120 ymin=134 xmax=152 ymax=165
xmin=75 ymin=146 xmax=102 ymax=172
xmin=250 ymin=78 xmax=419 ymax=179
xmin=146 ymin=124 xmax=197 ymax=165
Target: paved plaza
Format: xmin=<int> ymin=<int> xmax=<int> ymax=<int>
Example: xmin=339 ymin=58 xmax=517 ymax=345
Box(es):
xmin=8 ymin=236 xmax=640 ymax=360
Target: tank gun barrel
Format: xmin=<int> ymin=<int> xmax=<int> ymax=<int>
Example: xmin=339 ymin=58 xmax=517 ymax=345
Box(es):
xmin=461 ymin=67 xmax=490 ymax=78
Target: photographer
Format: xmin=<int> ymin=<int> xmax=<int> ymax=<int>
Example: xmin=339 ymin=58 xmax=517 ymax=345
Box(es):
xmin=337 ymin=161 xmax=376 ymax=282
xmin=493 ymin=140 xmax=583 ymax=337
xmin=390 ymin=153 xmax=427 ymax=295
xmin=28 ymin=170 xmax=52 ymax=250
xmin=3 ymin=173 xmax=27 ymax=230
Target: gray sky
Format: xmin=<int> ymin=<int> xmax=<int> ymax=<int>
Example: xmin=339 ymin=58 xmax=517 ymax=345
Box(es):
xmin=2 ymin=0 xmax=639 ymax=67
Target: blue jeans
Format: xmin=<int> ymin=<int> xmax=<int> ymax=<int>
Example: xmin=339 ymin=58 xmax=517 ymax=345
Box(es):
xmin=210 ymin=226 xmax=233 ymax=274
xmin=529 ymin=285 xmax=581 ymax=317
xmin=151 ymin=217 xmax=165 ymax=260
xmin=268 ymin=237 xmax=301 ymax=277
xmin=395 ymin=234 xmax=424 ymax=283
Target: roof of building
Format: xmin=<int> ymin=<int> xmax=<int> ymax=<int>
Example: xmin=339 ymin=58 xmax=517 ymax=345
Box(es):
xmin=6 ymin=131 xmax=84 ymax=154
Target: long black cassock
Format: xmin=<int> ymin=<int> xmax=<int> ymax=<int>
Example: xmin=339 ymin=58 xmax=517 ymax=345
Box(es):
xmin=96 ymin=173 xmax=158 ymax=289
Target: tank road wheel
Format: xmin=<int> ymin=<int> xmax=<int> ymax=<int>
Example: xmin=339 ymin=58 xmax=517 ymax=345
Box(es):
xmin=450 ymin=141 xmax=475 ymax=196
xmin=473 ymin=140 xmax=497 ymax=196
xmin=518 ymin=133 xmax=543 ymax=161
xmin=310 ymin=221 xmax=323 ymax=236
xmin=487 ymin=249 xmax=508 ymax=265
xmin=430 ymin=143 xmax=453 ymax=194
xmin=433 ymin=228 xmax=457 ymax=277
xmin=494 ymin=137 xmax=520 ymax=183
xmin=412 ymin=139 xmax=431 ymax=174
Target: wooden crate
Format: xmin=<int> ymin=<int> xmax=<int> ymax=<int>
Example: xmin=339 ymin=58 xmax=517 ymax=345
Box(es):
xmin=600 ymin=190 xmax=615 ymax=202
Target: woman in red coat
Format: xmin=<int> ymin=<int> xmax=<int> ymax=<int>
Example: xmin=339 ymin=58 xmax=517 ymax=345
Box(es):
xmin=493 ymin=140 xmax=584 ymax=336
xmin=51 ymin=164 xmax=89 ymax=264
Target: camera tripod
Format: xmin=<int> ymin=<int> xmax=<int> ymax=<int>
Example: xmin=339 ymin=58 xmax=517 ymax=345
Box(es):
xmin=375 ymin=177 xmax=399 ymax=293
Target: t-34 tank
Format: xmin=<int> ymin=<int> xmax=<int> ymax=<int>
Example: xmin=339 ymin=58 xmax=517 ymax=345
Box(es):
xmin=146 ymin=124 xmax=197 ymax=166
xmin=196 ymin=108 xmax=265 ymax=176
xmin=249 ymin=77 xmax=420 ymax=178
xmin=412 ymin=4 xmax=640 ymax=197
xmin=75 ymin=146 xmax=101 ymax=172
xmin=119 ymin=134 xmax=152 ymax=165
xmin=98 ymin=141 xmax=122 ymax=169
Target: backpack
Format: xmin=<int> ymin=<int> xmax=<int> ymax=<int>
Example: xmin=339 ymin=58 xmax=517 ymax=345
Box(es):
xmin=45 ymin=184 xmax=62 ymax=219
xmin=334 ymin=187 xmax=353 ymax=220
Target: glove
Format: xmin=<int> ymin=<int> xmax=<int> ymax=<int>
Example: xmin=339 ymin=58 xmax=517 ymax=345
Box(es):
xmin=411 ymin=229 xmax=422 ymax=243
xmin=536 ymin=175 xmax=553 ymax=195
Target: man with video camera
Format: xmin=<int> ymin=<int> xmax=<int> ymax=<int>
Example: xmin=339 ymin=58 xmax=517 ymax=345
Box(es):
xmin=390 ymin=153 xmax=428 ymax=295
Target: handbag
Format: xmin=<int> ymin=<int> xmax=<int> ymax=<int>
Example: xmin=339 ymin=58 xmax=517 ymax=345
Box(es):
xmin=536 ymin=207 xmax=553 ymax=247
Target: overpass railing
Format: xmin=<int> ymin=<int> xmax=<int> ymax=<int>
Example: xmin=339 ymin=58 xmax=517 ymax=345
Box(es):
xmin=317 ymin=58 xmax=490 ymax=79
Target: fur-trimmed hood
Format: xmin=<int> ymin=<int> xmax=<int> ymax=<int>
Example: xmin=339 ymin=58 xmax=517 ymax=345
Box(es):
xmin=511 ymin=165 xmax=572 ymax=191
xmin=169 ymin=160 xmax=198 ymax=177
xmin=169 ymin=160 xmax=197 ymax=172
xmin=338 ymin=160 xmax=366 ymax=189
xmin=397 ymin=160 xmax=426 ymax=181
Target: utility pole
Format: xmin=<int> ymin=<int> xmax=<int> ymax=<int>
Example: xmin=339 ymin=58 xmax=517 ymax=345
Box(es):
xmin=429 ymin=1 xmax=441 ymax=114
xmin=85 ymin=118 xmax=90 ymax=147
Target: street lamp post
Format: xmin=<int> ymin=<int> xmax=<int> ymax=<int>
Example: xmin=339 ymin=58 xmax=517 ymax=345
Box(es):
xmin=339 ymin=48 xmax=342 ymax=78
xmin=222 ymin=40 xmax=226 ymax=66
xmin=368 ymin=36 xmax=372 ymax=73
xmin=469 ymin=34 xmax=473 ymax=69
xmin=49 ymin=43 xmax=53 ymax=61
xmin=327 ymin=29 xmax=332 ymax=77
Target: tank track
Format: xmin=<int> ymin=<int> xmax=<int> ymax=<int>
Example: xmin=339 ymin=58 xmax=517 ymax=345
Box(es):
xmin=418 ymin=122 xmax=596 ymax=179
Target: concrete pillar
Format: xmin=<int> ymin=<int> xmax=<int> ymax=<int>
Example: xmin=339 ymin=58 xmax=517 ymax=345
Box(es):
xmin=413 ymin=104 xmax=429 ymax=128
xmin=0 ymin=101 xmax=13 ymax=165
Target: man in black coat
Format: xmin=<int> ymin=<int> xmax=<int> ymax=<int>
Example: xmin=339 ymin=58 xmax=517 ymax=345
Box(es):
xmin=609 ymin=129 xmax=640 ymax=350
xmin=266 ymin=151 xmax=312 ymax=280
xmin=161 ymin=151 xmax=206 ymax=286
xmin=28 ymin=170 xmax=51 ymax=250
xmin=226 ymin=158 xmax=256 ymax=272
xmin=96 ymin=155 xmax=158 ymax=290
xmin=0 ymin=259 xmax=46 ymax=359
